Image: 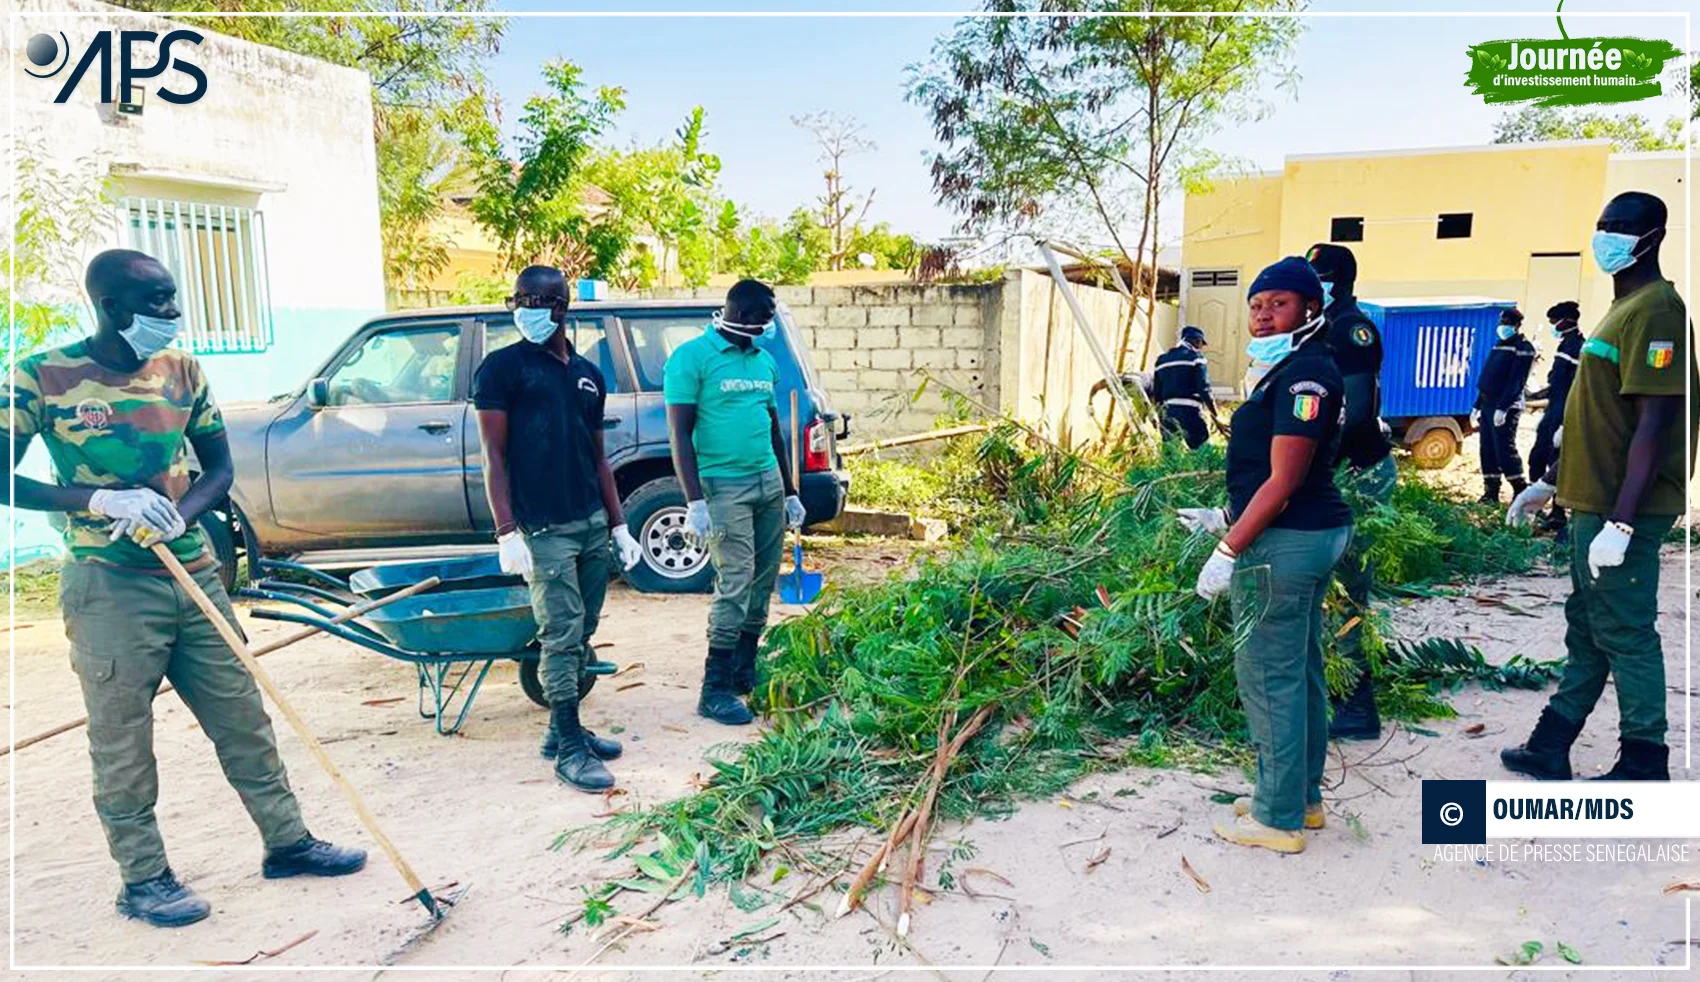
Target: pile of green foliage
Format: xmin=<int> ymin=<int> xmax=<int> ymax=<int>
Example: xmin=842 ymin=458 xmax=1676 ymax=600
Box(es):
xmin=564 ymin=430 xmax=1560 ymax=921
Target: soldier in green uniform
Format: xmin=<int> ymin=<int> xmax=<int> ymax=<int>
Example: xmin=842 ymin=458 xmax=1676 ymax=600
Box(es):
xmin=1501 ymin=191 xmax=1694 ymax=781
xmin=4 ymin=250 xmax=365 ymax=928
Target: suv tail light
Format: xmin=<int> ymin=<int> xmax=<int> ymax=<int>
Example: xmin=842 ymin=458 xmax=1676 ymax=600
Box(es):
xmin=803 ymin=418 xmax=831 ymax=473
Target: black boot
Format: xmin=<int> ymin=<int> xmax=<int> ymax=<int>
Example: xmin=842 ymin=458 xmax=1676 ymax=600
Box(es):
xmin=1500 ymin=706 xmax=1584 ymax=781
xmin=731 ymin=630 xmax=762 ymax=696
xmin=116 ymin=868 xmax=211 ymax=928
xmin=698 ymin=645 xmax=754 ymax=725
xmin=1329 ymin=671 xmax=1381 ymax=741
xmin=1590 ymin=738 xmax=1669 ymax=781
xmin=1478 ymin=476 xmax=1502 ymax=504
xmin=262 ymin=835 xmax=368 ymax=879
xmin=540 ymin=722 xmax=622 ymax=760
xmin=1509 ymin=476 xmax=1528 ymax=497
xmin=551 ymin=701 xmax=615 ymax=792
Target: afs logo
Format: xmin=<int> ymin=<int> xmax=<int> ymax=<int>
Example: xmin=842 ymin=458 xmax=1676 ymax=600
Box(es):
xmin=25 ymin=29 xmax=207 ymax=106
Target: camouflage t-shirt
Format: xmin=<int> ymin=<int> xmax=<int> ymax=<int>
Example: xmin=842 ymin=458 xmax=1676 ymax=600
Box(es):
xmin=7 ymin=340 xmax=223 ymax=570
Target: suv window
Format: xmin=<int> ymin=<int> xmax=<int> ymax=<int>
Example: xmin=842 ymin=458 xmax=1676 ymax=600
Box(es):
xmin=327 ymin=324 xmax=460 ymax=406
xmin=624 ymin=312 xmax=716 ymax=391
xmin=482 ymin=317 xmax=623 ymax=392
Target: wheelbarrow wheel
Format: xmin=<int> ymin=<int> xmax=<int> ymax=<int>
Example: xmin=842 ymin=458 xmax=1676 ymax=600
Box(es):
xmin=518 ymin=657 xmax=598 ymax=708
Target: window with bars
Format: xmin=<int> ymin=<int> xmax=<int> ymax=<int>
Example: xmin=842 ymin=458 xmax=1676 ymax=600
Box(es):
xmin=120 ymin=197 xmax=274 ymax=353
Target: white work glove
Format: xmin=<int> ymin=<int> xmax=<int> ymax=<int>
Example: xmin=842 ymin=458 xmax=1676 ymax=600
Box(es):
xmin=1493 ymin=409 xmax=1508 ymax=428
xmin=611 ymin=525 xmax=642 ymax=571
xmin=90 ymin=488 xmax=185 ymax=542
xmin=1469 ymin=408 xmax=1481 ymax=429
xmin=1194 ymin=542 xmax=1237 ymax=601
xmin=784 ymin=494 xmax=807 ymax=530
xmin=497 ymin=530 xmax=533 ymax=577
xmin=1586 ymin=520 xmax=1634 ymax=579
xmin=1554 ymin=425 xmax=1563 ymax=449
xmin=1175 ymin=507 xmax=1229 ymax=536
xmin=1505 ymin=480 xmax=1556 ymax=528
xmin=684 ymin=499 xmax=712 ymax=545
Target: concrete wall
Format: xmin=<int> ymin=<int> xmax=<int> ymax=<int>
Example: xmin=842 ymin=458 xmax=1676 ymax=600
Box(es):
xmin=10 ymin=0 xmax=385 ymax=560
xmin=641 ymin=273 xmax=1167 ymax=447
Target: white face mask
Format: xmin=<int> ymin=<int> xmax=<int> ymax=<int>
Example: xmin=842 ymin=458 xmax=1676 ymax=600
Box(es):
xmin=713 ymin=309 xmax=773 ymax=339
xmin=513 ymin=307 xmax=558 ymax=344
xmin=119 ymin=313 xmax=181 ymax=360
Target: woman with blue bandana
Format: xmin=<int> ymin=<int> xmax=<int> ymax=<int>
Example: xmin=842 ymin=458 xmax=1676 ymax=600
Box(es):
xmin=1175 ymin=256 xmax=1352 ymax=853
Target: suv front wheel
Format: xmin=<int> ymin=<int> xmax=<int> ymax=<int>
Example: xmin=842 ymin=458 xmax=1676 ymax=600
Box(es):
xmin=620 ymin=476 xmax=714 ymax=594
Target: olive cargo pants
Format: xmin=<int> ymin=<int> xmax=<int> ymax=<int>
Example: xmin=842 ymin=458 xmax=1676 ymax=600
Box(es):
xmin=703 ymin=469 xmax=786 ymax=649
xmin=61 ymin=560 xmax=308 ymax=885
xmin=524 ymin=510 xmax=611 ymax=710
xmin=1230 ymin=525 xmax=1353 ymax=830
xmin=1548 ymin=511 xmax=1676 ymax=744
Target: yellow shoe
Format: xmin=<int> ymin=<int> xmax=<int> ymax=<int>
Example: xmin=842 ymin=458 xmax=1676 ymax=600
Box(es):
xmin=1234 ymin=796 xmax=1325 ymax=830
xmin=1214 ymin=812 xmax=1306 ymax=853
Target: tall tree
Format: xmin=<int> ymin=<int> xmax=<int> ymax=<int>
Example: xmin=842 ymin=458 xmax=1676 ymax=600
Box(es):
xmin=461 ymin=61 xmax=627 ymax=278
xmin=1492 ymin=105 xmax=1685 ymax=151
xmin=792 ymin=111 xmax=878 ymax=271
xmin=908 ymin=0 xmax=1302 ymax=377
xmin=587 ymin=107 xmax=724 ymax=289
xmin=111 ymin=1 xmax=503 ymax=298
xmin=3 ymin=142 xmax=114 ymax=368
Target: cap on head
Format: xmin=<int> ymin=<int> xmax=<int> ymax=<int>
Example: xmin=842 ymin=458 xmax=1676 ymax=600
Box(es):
xmin=725 ymin=278 xmax=777 ymax=324
xmin=1546 ymin=300 xmax=1579 ymax=322
xmin=1180 ymin=325 xmax=1206 ymax=346
xmin=1304 ymin=243 xmax=1357 ymax=290
xmin=1248 ymin=256 xmax=1324 ymax=304
xmin=1500 ymin=307 xmax=1524 ymax=326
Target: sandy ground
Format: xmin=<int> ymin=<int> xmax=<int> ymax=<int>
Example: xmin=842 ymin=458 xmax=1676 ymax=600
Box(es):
xmin=2 ymin=522 xmax=1697 ymax=980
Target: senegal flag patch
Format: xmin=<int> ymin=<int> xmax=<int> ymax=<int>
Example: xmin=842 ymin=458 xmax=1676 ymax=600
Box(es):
xmin=1647 ymin=341 xmax=1674 ymax=369
xmin=1352 ymin=325 xmax=1374 ymax=347
xmin=1292 ymin=393 xmax=1321 ymax=422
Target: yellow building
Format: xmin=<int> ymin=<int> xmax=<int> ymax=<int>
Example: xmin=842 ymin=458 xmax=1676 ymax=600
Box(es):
xmin=1181 ymin=141 xmax=1691 ymax=391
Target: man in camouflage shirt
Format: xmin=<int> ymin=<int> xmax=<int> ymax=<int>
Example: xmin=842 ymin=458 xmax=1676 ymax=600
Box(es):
xmin=4 ymin=250 xmax=365 ymax=928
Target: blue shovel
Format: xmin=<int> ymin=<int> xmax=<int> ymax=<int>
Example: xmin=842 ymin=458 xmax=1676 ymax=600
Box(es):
xmin=780 ymin=390 xmax=824 ymax=604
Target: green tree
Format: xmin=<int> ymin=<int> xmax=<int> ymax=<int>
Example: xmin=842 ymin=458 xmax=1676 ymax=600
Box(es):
xmin=907 ymin=0 xmax=1303 ymax=373
xmin=720 ymin=208 xmax=828 ymax=285
xmin=792 ymin=111 xmax=877 ymax=271
xmin=461 ymin=60 xmax=628 ymax=278
xmin=112 ymin=1 xmax=503 ymax=296
xmin=845 ymin=222 xmax=920 ymax=273
xmin=587 ymin=107 xmax=725 ymax=288
xmin=1492 ymin=105 xmax=1684 ymax=151
xmin=3 ymin=143 xmax=114 ymax=369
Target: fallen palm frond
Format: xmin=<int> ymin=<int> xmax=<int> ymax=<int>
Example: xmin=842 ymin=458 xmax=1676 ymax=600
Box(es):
xmin=560 ymin=432 xmax=1557 ymax=936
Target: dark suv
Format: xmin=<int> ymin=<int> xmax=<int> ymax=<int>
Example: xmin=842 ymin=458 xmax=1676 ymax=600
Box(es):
xmin=209 ymin=300 xmax=849 ymax=593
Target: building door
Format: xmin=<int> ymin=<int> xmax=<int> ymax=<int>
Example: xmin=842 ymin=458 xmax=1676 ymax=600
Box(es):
xmin=1524 ymin=253 xmax=1583 ymax=363
xmin=1184 ymin=268 xmax=1245 ymax=394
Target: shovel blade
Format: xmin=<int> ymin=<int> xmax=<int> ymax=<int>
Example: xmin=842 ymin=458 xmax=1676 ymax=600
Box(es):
xmin=780 ymin=570 xmax=824 ymax=604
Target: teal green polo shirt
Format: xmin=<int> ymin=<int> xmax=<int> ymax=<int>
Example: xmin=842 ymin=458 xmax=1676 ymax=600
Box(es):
xmin=663 ymin=326 xmax=780 ymax=478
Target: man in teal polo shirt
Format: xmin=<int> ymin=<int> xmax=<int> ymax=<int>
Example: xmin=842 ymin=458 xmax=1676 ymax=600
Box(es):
xmin=665 ymin=279 xmax=806 ymax=725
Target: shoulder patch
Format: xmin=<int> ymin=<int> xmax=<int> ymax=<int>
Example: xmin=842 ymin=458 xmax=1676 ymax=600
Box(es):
xmin=1289 ymin=380 xmax=1330 ymax=397
xmin=1291 ymin=394 xmax=1321 ymax=422
xmin=1647 ymin=340 xmax=1674 ymax=369
xmin=1351 ymin=325 xmax=1374 ymax=347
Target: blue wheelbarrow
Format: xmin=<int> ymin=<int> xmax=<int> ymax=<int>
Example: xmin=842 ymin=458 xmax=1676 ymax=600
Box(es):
xmin=239 ymin=555 xmax=616 ymax=735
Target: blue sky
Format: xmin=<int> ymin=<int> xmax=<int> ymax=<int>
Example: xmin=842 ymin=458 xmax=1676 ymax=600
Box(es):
xmin=484 ymin=1 xmax=1692 ymax=246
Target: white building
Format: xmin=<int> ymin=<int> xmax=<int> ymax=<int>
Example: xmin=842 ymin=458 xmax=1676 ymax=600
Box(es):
xmin=10 ymin=0 xmax=385 ymax=561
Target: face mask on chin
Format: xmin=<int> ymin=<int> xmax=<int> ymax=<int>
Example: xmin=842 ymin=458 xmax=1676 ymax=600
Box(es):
xmin=1245 ymin=310 xmax=1325 ymax=365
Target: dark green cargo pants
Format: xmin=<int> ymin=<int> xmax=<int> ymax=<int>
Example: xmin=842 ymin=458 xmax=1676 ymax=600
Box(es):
xmin=1548 ymin=511 xmax=1676 ymax=744
xmin=61 ymin=560 xmax=308 ymax=885
xmin=703 ymin=469 xmax=786 ymax=649
xmin=1335 ymin=454 xmax=1398 ymax=673
xmin=1230 ymin=525 xmax=1353 ymax=830
xmin=524 ymin=510 xmax=610 ymax=709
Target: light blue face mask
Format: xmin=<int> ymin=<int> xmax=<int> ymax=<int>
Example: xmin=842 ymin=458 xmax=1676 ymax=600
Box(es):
xmin=1245 ymin=312 xmax=1325 ymax=365
xmin=1497 ymin=324 xmax=1518 ymax=340
xmin=1319 ymin=281 xmax=1335 ymax=308
xmin=1592 ymin=229 xmax=1648 ymax=275
xmin=119 ymin=313 xmax=181 ymax=360
xmin=513 ymin=307 xmax=559 ymax=344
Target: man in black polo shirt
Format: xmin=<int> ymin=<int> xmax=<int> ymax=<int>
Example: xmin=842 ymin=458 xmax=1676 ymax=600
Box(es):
xmin=473 ymin=265 xmax=643 ymax=792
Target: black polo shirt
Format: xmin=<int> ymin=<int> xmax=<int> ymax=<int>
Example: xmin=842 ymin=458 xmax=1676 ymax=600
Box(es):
xmin=1322 ymin=294 xmax=1392 ymax=470
xmin=472 ymin=339 xmax=607 ymax=530
xmin=1226 ymin=335 xmax=1352 ymax=531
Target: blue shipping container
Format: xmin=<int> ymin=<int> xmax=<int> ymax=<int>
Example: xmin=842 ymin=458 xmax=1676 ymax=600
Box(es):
xmin=1360 ymin=296 xmax=1518 ymax=420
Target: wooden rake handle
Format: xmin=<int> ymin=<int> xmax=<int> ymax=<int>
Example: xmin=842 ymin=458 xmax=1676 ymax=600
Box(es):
xmin=148 ymin=543 xmax=440 ymax=916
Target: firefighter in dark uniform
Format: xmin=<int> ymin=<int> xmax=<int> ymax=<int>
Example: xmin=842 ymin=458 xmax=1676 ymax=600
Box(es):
xmin=1305 ymin=243 xmax=1396 ymax=740
xmin=1153 ymin=326 xmax=1216 ymax=449
xmin=1525 ymin=301 xmax=1583 ymax=535
xmin=1473 ymin=308 xmax=1536 ymax=502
